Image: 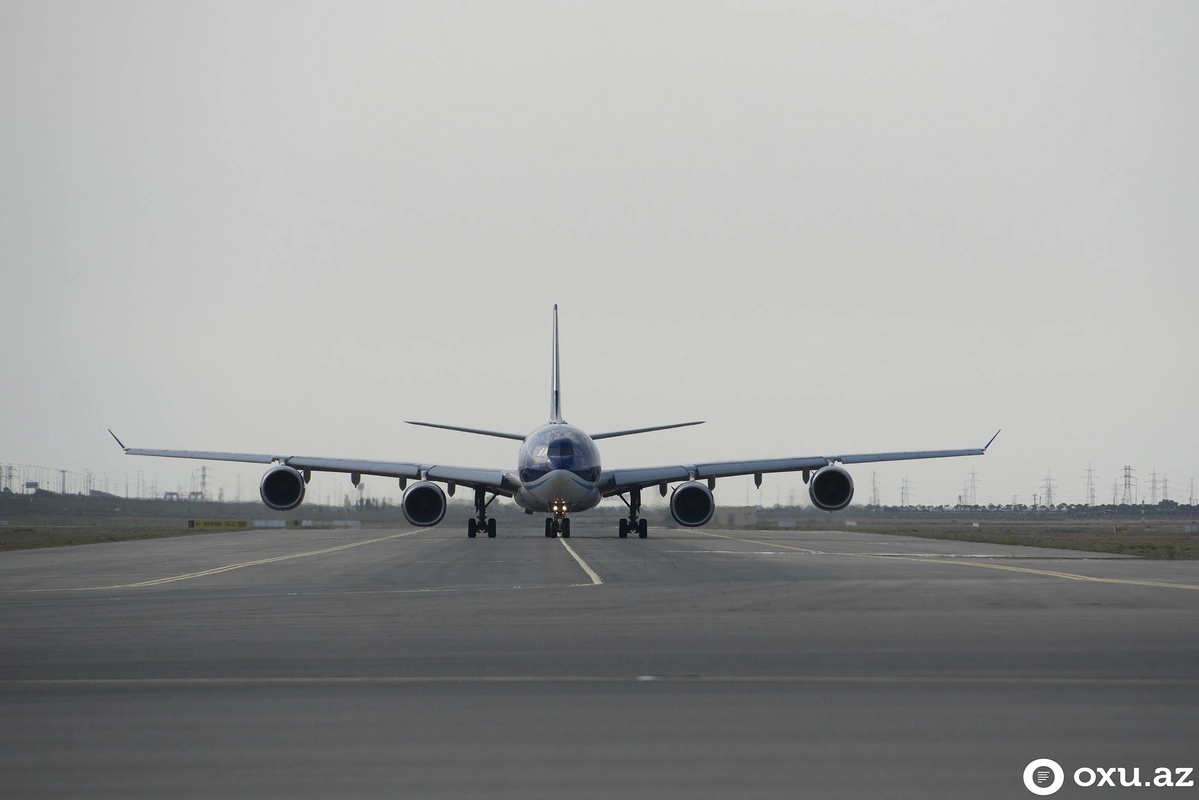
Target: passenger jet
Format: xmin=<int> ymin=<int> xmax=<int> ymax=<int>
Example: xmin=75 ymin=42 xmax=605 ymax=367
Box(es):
xmin=111 ymin=306 xmax=998 ymax=539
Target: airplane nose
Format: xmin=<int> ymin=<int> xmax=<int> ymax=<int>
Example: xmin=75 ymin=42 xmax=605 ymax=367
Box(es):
xmin=546 ymin=470 xmax=573 ymax=496
xmin=543 ymin=470 xmax=582 ymax=512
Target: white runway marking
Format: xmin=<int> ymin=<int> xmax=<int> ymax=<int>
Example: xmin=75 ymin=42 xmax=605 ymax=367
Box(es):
xmin=690 ymin=530 xmax=1199 ymax=592
xmin=662 ymin=550 xmax=785 ymax=555
xmin=5 ymin=675 xmax=1198 ymax=687
xmin=3 ymin=530 xmax=424 ymax=592
xmin=667 ymin=549 xmax=1125 ymax=560
xmin=558 ymin=538 xmax=603 ymax=585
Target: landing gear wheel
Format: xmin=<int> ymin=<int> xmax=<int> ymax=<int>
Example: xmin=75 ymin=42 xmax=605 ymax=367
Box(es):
xmin=560 ymin=518 xmax=570 ymax=538
xmin=622 ymin=488 xmax=645 ymax=540
xmin=545 ymin=518 xmax=556 ymax=538
xmin=471 ymin=488 xmax=495 ymax=540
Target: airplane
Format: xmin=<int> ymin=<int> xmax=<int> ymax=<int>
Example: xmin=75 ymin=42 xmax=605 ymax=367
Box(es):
xmin=110 ymin=305 xmax=999 ymax=540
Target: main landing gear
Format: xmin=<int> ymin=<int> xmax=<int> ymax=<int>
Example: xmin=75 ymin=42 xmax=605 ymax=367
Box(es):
xmin=545 ymin=517 xmax=570 ymax=538
xmin=468 ymin=488 xmax=498 ymax=538
xmin=618 ymin=488 xmax=649 ymax=539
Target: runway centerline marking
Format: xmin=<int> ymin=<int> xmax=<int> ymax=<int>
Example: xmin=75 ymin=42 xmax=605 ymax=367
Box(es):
xmin=10 ymin=530 xmax=425 ymax=592
xmin=690 ymin=530 xmax=1199 ymax=592
xmin=558 ymin=538 xmax=603 ymax=585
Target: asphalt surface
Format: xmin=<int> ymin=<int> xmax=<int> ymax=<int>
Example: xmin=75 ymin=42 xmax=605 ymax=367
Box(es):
xmin=2 ymin=519 xmax=1198 ymax=799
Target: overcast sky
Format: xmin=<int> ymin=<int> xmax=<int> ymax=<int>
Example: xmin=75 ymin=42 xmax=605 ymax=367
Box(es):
xmin=2 ymin=1 xmax=1196 ymax=510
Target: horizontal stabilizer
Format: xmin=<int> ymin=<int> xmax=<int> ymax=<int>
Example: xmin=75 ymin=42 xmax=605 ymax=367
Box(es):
xmin=405 ymin=421 xmax=527 ymax=441
xmin=591 ymin=421 xmax=705 ymax=441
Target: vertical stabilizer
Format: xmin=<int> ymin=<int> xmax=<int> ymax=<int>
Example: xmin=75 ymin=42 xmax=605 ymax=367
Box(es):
xmin=550 ymin=304 xmax=563 ymax=423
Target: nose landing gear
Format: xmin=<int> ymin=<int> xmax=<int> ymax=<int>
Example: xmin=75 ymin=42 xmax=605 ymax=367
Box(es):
xmin=545 ymin=517 xmax=571 ymax=538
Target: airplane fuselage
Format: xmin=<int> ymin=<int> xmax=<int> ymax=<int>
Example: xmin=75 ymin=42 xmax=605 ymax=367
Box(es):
xmin=513 ymin=423 xmax=603 ymax=515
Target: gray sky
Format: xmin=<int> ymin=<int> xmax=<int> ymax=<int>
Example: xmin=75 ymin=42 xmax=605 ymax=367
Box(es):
xmin=2 ymin=1 xmax=1196 ymax=509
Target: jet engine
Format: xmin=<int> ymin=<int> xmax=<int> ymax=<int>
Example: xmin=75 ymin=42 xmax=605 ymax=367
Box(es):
xmin=402 ymin=481 xmax=447 ymax=527
xmin=670 ymin=481 xmax=715 ymax=527
xmin=259 ymin=465 xmax=306 ymax=511
xmin=808 ymin=465 xmax=854 ymax=511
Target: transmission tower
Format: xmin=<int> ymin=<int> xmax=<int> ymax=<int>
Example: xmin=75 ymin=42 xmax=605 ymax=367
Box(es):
xmin=1148 ymin=467 xmax=1159 ymax=505
xmin=1112 ymin=479 xmax=1120 ymax=505
xmin=1162 ymin=473 xmax=1168 ymax=503
xmin=1190 ymin=478 xmax=1195 ymax=507
xmin=1043 ymin=472 xmax=1057 ymax=507
xmin=968 ymin=468 xmax=980 ymax=505
xmin=900 ymin=477 xmax=912 ymax=507
xmin=870 ymin=472 xmax=880 ymax=506
xmin=1083 ymin=465 xmax=1097 ymax=506
xmin=1121 ymin=466 xmax=1135 ymax=505
xmin=200 ymin=465 xmax=208 ymax=502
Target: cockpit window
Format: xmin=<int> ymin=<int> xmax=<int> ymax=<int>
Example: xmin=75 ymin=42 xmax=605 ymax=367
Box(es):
xmin=548 ymin=439 xmax=574 ymax=459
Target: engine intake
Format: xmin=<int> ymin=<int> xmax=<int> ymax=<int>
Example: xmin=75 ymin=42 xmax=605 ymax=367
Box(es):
xmin=670 ymin=481 xmax=715 ymax=527
xmin=259 ymin=465 xmax=306 ymax=511
xmin=402 ymin=481 xmax=447 ymax=527
xmin=809 ymin=465 xmax=854 ymax=511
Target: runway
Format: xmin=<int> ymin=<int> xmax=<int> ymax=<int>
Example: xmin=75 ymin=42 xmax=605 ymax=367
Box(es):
xmin=2 ymin=520 xmax=1197 ymax=798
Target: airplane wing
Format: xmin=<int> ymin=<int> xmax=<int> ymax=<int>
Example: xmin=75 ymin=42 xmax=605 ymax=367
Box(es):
xmin=597 ymin=431 xmax=1000 ymax=497
xmin=110 ymin=434 xmax=519 ymax=496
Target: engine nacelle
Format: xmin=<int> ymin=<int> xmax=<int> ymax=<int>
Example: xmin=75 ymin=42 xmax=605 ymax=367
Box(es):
xmin=808 ymin=465 xmax=854 ymax=511
xmin=401 ymin=481 xmax=447 ymax=527
xmin=670 ymin=481 xmax=715 ymax=527
xmin=259 ymin=465 xmax=306 ymax=511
